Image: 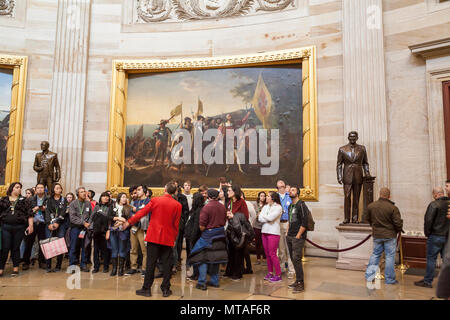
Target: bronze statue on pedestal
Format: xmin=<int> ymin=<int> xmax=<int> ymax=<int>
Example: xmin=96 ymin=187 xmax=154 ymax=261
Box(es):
xmin=33 ymin=141 xmax=61 ymax=192
xmin=337 ymin=131 xmax=371 ymax=224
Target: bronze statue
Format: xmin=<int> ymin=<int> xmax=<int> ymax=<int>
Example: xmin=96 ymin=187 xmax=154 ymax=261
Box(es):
xmin=33 ymin=141 xmax=61 ymax=192
xmin=337 ymin=131 xmax=370 ymax=224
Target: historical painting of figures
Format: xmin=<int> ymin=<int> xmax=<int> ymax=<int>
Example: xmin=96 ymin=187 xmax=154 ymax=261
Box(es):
xmin=124 ymin=64 xmax=303 ymax=188
xmin=0 ymin=68 xmax=13 ymax=186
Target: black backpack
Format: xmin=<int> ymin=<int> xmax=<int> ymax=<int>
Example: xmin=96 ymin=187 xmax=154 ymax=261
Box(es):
xmin=300 ymin=202 xmax=315 ymax=231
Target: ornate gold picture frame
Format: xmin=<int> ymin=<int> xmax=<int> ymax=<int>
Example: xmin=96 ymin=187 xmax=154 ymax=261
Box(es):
xmin=0 ymin=54 xmax=28 ymax=196
xmin=107 ymin=47 xmax=318 ymax=201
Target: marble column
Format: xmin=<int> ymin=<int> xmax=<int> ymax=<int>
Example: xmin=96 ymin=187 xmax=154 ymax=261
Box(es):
xmin=48 ymin=0 xmax=92 ymax=193
xmin=342 ymin=0 xmax=389 ymax=192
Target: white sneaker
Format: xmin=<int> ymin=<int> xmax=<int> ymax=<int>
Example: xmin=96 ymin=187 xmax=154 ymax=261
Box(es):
xmin=288 ymin=271 xmax=295 ymax=279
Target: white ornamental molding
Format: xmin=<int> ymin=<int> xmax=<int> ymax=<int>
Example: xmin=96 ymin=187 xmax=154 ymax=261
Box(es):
xmin=0 ymin=0 xmax=15 ymax=17
xmin=135 ymin=0 xmax=295 ymax=23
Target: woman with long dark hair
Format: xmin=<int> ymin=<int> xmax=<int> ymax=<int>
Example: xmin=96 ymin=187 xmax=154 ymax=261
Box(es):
xmin=224 ymin=185 xmax=253 ymax=281
xmin=89 ymin=192 xmax=113 ymax=273
xmin=63 ymin=192 xmax=75 ymax=254
xmin=218 ymin=186 xmax=228 ymax=206
xmin=44 ymin=183 xmax=68 ymax=272
xmin=109 ymin=192 xmax=132 ymax=276
xmin=185 ymin=192 xmax=205 ymax=281
xmin=258 ymin=191 xmax=283 ymax=282
xmin=253 ymin=191 xmax=267 ymax=265
xmin=225 ymin=185 xmax=249 ymax=219
xmin=0 ymin=182 xmax=33 ymax=276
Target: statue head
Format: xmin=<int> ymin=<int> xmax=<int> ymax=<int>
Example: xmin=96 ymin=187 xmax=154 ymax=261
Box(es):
xmin=40 ymin=141 xmax=50 ymax=152
xmin=348 ymin=131 xmax=358 ymax=145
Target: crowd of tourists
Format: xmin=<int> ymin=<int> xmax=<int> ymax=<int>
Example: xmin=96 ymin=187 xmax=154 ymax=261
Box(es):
xmin=0 ymin=178 xmax=309 ymax=296
xmin=0 ymin=178 xmax=448 ymax=299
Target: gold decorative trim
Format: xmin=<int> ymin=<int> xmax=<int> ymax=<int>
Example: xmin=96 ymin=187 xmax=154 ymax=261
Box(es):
xmin=0 ymin=56 xmax=24 ymax=66
xmin=107 ymin=47 xmax=318 ymax=201
xmin=114 ymin=48 xmax=312 ymax=72
xmin=0 ymin=54 xmax=28 ymax=197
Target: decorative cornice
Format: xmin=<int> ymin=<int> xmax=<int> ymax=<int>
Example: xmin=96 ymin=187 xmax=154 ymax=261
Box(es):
xmin=409 ymin=37 xmax=450 ymax=59
xmin=114 ymin=48 xmax=312 ymax=71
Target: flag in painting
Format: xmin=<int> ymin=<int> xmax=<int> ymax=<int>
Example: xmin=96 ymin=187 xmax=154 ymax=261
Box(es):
xmin=169 ymin=103 xmax=182 ymax=123
xmin=196 ymin=97 xmax=204 ymax=119
xmin=251 ymin=73 xmax=272 ymax=129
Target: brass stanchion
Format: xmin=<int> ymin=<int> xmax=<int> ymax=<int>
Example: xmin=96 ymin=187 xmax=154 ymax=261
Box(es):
xmin=301 ymin=246 xmax=308 ymax=262
xmin=398 ymin=234 xmax=409 ymax=273
xmin=376 ymin=253 xmax=385 ymax=280
xmin=375 ymin=272 xmax=385 ymax=280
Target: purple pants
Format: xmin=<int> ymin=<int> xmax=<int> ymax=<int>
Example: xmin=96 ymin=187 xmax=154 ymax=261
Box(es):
xmin=262 ymin=233 xmax=281 ymax=276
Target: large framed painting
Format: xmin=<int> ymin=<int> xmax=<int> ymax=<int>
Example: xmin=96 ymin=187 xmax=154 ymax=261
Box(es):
xmin=0 ymin=55 xmax=27 ymax=196
xmin=107 ymin=48 xmax=318 ymax=200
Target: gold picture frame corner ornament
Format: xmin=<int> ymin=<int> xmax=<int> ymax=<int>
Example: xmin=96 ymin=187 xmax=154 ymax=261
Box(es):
xmin=107 ymin=47 xmax=318 ymax=201
xmin=0 ymin=54 xmax=28 ymax=197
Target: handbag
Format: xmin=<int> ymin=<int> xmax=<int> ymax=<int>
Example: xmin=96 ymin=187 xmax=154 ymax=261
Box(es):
xmin=39 ymin=237 xmax=68 ymax=260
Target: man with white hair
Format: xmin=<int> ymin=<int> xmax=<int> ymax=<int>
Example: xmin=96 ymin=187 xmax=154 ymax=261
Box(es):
xmin=415 ymin=186 xmax=449 ymax=288
xmin=68 ymin=186 xmax=92 ymax=272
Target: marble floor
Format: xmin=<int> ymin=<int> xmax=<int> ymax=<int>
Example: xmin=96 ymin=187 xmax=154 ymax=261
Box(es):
xmin=0 ymin=256 xmax=438 ymax=300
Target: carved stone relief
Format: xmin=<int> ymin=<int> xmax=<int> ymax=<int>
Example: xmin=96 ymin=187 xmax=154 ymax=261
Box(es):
xmin=135 ymin=0 xmax=296 ymax=23
xmin=0 ymin=0 xmax=15 ymax=17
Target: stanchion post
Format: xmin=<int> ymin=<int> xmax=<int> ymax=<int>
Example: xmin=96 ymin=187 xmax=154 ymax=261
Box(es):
xmin=302 ymin=246 xmax=308 ymax=263
xmin=398 ymin=234 xmax=409 ymax=273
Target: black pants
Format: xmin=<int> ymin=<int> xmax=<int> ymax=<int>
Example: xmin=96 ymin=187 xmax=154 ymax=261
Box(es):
xmin=23 ymin=222 xmax=46 ymax=264
xmin=175 ymin=219 xmax=185 ymax=262
xmin=225 ymin=242 xmax=245 ymax=278
xmin=244 ymin=244 xmax=252 ymax=271
xmin=0 ymin=224 xmax=26 ymax=269
xmin=143 ymin=243 xmax=173 ymax=291
xmin=286 ymin=236 xmax=305 ymax=282
xmin=93 ymin=232 xmax=110 ymax=270
xmin=253 ymin=227 xmax=266 ymax=259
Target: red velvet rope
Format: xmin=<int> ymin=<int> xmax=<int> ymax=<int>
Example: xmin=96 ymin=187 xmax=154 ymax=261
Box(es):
xmin=305 ymin=234 xmax=372 ymax=253
xmin=305 ymin=233 xmax=402 ymax=253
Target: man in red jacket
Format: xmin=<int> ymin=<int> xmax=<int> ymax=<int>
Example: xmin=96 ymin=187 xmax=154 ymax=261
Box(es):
xmin=120 ymin=182 xmax=181 ymax=297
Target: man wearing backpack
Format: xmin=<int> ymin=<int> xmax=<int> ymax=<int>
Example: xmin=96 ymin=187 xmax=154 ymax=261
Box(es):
xmin=286 ymin=186 xmax=310 ymax=293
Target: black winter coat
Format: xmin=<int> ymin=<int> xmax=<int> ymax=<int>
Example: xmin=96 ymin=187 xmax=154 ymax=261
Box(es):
xmin=177 ymin=193 xmax=190 ymax=232
xmin=45 ymin=196 xmax=68 ymax=225
xmin=185 ymin=206 xmax=203 ymax=247
xmin=89 ymin=204 xmax=114 ymax=234
xmin=0 ymin=196 xmax=33 ymax=225
xmin=226 ymin=212 xmax=255 ymax=248
xmin=424 ymin=196 xmax=450 ymax=237
xmin=187 ymin=238 xmax=228 ymax=266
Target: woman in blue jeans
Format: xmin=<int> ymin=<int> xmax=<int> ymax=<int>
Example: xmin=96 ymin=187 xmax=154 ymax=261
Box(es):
xmin=108 ymin=192 xmax=131 ymax=276
xmin=0 ymin=182 xmax=34 ymax=277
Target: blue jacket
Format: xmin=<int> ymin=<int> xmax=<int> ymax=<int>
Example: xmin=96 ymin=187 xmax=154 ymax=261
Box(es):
xmin=188 ymin=227 xmax=228 ymax=266
xmin=279 ymin=192 xmax=292 ymax=221
xmin=191 ymin=227 xmax=226 ymax=254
